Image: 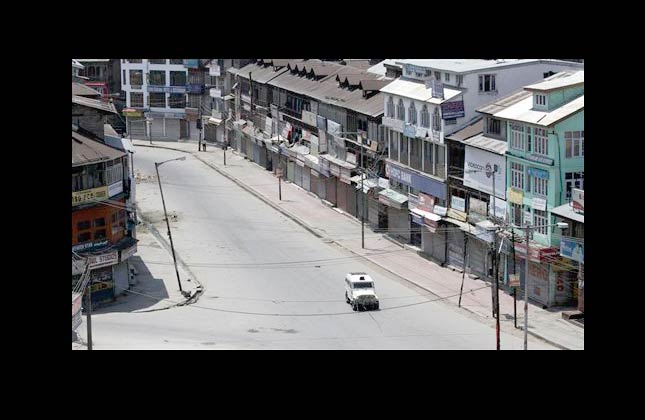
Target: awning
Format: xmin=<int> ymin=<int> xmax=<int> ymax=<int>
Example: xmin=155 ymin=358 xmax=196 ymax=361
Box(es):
xmin=444 ymin=216 xmax=471 ymax=230
xmin=378 ymin=188 xmax=409 ymax=205
xmin=410 ymin=208 xmax=442 ymax=222
xmin=207 ymin=117 xmax=222 ymax=126
xmin=551 ymin=203 xmax=584 ymax=223
xmin=223 ymin=94 xmax=235 ymax=101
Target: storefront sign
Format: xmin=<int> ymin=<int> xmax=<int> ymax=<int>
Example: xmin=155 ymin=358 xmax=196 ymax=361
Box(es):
xmin=463 ymin=146 xmax=506 ymax=199
xmin=508 ymin=274 xmax=520 ymax=287
xmin=329 ymin=163 xmax=340 ymax=177
xmin=431 ymin=79 xmax=444 ymax=99
xmin=572 ymin=189 xmax=584 ymax=212
xmin=524 ymin=211 xmax=532 ymax=225
xmin=87 ymin=251 xmax=118 ymax=268
xmin=265 ymin=117 xmax=273 ymax=135
xmin=108 ymin=181 xmax=123 ymax=198
xmin=419 ymin=192 xmax=435 ymax=212
xmin=72 ymin=186 xmax=109 ymax=206
xmin=433 ymin=205 xmax=447 ymax=216
xmin=386 ymin=161 xmax=446 ymax=200
xmin=532 ymin=196 xmax=547 ymax=211
xmin=451 ymin=196 xmax=466 ymax=212
xmin=404 ymin=124 xmax=417 ymax=137
xmin=441 ymin=100 xmax=465 ymax=119
xmin=302 ymin=110 xmax=317 ymax=127
xmin=447 ymin=208 xmax=467 ymax=222
xmin=491 ymin=197 xmax=507 ymax=220
xmin=424 ymin=218 xmax=439 ymax=232
xmin=560 ymin=238 xmax=584 ymax=263
xmin=528 ymin=167 xmax=549 ymax=179
xmin=72 ymin=239 xmax=109 ymax=252
xmin=469 ymin=197 xmax=488 ymax=216
xmin=508 ymin=188 xmax=524 ymax=205
xmin=327 ymin=120 xmax=341 ymax=135
xmin=411 ymin=213 xmax=424 ymax=225
xmin=408 ymin=193 xmax=420 ymax=211
xmin=527 ymin=154 xmax=554 ymax=165
xmin=120 ymin=244 xmax=137 ymax=262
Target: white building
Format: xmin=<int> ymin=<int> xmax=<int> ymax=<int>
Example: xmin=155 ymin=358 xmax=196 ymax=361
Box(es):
xmin=120 ymin=59 xmax=194 ymax=140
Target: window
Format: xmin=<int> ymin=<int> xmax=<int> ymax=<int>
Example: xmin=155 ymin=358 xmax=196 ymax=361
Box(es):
xmin=106 ymin=160 xmax=124 ymax=184
xmin=408 ymin=102 xmax=417 ymax=125
xmin=511 ymin=203 xmax=523 ymax=226
xmin=170 ymin=71 xmax=186 ymax=86
xmin=149 ymin=59 xmax=166 ymax=64
xmin=510 ymin=124 xmax=525 ymax=151
xmin=543 ymin=71 xmax=555 ymax=78
xmin=410 ymin=137 xmax=422 ymax=171
xmin=565 ymin=172 xmax=584 ymax=201
xmin=149 ymin=92 xmax=166 ymax=108
xmin=487 ymin=118 xmax=501 ymax=135
xmin=565 ymin=131 xmax=584 ymax=158
xmin=149 ymin=70 xmax=166 ymax=86
xmin=435 ymin=144 xmax=445 ymax=178
xmin=444 ymin=73 xmax=450 ymax=82
xmin=130 ymin=92 xmax=143 ymax=108
xmin=511 ymin=162 xmax=524 ymax=189
xmin=77 ymin=220 xmax=91 ymax=231
xmin=400 ymin=135 xmax=409 ymax=165
xmin=535 ymin=94 xmax=547 ymax=106
xmin=129 ymin=70 xmax=143 ymax=86
xmin=123 ymin=69 xmax=126 ymax=84
xmin=170 ymin=59 xmax=184 ymax=65
xmin=456 ymin=74 xmax=464 ymax=87
xmin=396 ymin=99 xmax=405 ymax=120
xmin=478 ymin=74 xmax=496 ymax=92
xmin=77 ymin=232 xmax=92 ymax=243
xmin=534 ymin=127 xmax=548 ymax=156
xmin=421 ymin=105 xmax=430 ymax=128
xmin=387 ymin=96 xmax=395 ymax=117
xmin=432 ymin=107 xmax=441 ymax=131
xmin=389 ymin=130 xmax=399 ymax=161
xmin=534 ymin=177 xmax=548 ymax=197
xmin=169 ymin=93 xmax=186 ymax=108
xmin=533 ymin=209 xmax=548 ymax=234
xmin=94 ymin=229 xmax=107 ymax=240
xmin=127 ymin=59 xmax=142 ymax=63
xmin=94 ymin=217 xmax=106 ymax=227
xmin=423 ymin=141 xmax=434 ymax=174
xmin=434 ymin=71 xmax=441 ymax=80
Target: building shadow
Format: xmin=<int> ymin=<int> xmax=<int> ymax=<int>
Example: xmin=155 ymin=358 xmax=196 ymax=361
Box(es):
xmin=94 ymin=255 xmax=170 ymax=314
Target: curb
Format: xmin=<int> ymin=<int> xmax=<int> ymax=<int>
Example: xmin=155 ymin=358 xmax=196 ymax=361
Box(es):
xmin=135 ymin=142 xmax=574 ymax=350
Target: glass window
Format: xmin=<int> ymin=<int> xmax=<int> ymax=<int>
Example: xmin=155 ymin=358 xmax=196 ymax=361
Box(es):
xmin=421 ymin=105 xmax=430 ymax=128
xmin=170 ymin=71 xmax=186 ymax=86
xmin=127 ymin=59 xmax=142 ymax=63
xmin=389 ymin=130 xmax=399 ymax=161
xmin=94 ymin=229 xmax=107 ymax=240
xmin=534 ymin=127 xmax=548 ymax=156
xmin=534 ymin=177 xmax=548 ymax=197
xmin=77 ymin=232 xmax=92 ymax=243
xmin=77 ymin=220 xmax=91 ymax=231
xmin=444 ymin=72 xmax=450 ymax=82
xmin=432 ymin=107 xmax=441 ymax=131
xmin=149 ymin=59 xmax=166 ymax=64
xmin=169 ymin=59 xmax=184 ymax=64
xmin=149 ymin=70 xmax=166 ymax=85
xmin=479 ymin=74 xmax=496 ymax=92
xmin=565 ymin=172 xmax=584 ymax=201
xmin=511 ymin=162 xmax=524 ymax=189
xmin=387 ymin=96 xmax=395 ymax=117
xmin=130 ymin=92 xmax=143 ymax=108
xmin=565 ymin=131 xmax=584 ymax=158
xmin=423 ymin=141 xmax=434 ymax=174
xmin=434 ymin=71 xmax=441 ymax=80
xmin=149 ymin=92 xmax=166 ymax=108
xmin=410 ymin=137 xmax=422 ymax=171
xmin=533 ymin=209 xmax=548 ymax=234
xmin=94 ymin=217 xmax=106 ymax=227
xmin=487 ymin=118 xmax=500 ymax=135
xmin=169 ymin=93 xmax=186 ymax=108
xmin=408 ymin=102 xmax=417 ymax=125
xmin=397 ymin=99 xmax=405 ymax=120
xmin=511 ymin=203 xmax=523 ymax=226
xmin=510 ymin=124 xmax=525 ymax=150
xmin=435 ymin=144 xmax=445 ymax=178
xmin=400 ymin=135 xmax=409 ymax=165
xmin=129 ymin=70 xmax=143 ymax=86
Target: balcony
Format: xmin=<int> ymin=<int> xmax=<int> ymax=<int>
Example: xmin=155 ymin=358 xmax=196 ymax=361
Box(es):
xmin=186 ymin=83 xmax=205 ymax=94
xmin=147 ymin=85 xmax=186 ymax=94
xmin=210 ymin=88 xmax=222 ymax=98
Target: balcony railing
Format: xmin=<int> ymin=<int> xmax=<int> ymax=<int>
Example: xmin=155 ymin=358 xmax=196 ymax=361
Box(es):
xmin=147 ymin=85 xmax=186 ymax=94
xmin=186 ymin=84 xmax=205 ymax=94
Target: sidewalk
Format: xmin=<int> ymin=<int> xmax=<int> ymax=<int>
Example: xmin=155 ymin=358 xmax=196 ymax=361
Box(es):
xmin=132 ymin=139 xmax=583 ymax=350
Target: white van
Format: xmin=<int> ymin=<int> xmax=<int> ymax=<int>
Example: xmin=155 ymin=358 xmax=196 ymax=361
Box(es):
xmin=345 ymin=272 xmax=379 ymax=311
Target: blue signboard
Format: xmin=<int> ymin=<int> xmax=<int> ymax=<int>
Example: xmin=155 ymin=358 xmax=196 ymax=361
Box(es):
xmin=387 ymin=161 xmax=446 ymax=200
xmin=560 ymin=238 xmax=584 ymax=263
xmin=441 ymin=101 xmax=465 ymax=119
xmin=403 ymin=124 xmax=416 ymax=137
xmin=411 ymin=213 xmax=424 ymax=225
xmin=528 ymin=167 xmax=549 ymax=179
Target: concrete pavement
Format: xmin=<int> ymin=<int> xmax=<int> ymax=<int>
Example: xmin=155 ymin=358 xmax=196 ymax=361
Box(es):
xmin=132 ymin=139 xmax=583 ymax=350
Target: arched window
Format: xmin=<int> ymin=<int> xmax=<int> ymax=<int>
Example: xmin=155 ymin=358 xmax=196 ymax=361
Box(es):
xmin=421 ymin=105 xmax=430 ymax=128
xmin=396 ymin=99 xmax=405 ymax=121
xmin=408 ymin=102 xmax=417 ymax=125
xmin=433 ymin=107 xmax=441 ymax=131
xmin=387 ymin=96 xmax=395 ymax=118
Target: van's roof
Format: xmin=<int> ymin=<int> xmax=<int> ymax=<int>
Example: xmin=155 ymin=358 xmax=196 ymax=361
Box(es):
xmin=347 ymin=273 xmax=373 ymax=282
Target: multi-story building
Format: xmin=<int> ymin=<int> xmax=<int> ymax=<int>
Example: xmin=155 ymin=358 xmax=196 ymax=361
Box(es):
xmin=121 ymin=59 xmax=190 ymax=140
xmin=378 ymin=59 xmax=584 ymax=268
xmin=481 ymin=70 xmax=584 ymax=307
xmin=72 ymin=129 xmax=137 ymax=305
xmin=76 ymin=59 xmax=122 ymax=102
xmin=72 ymin=59 xmax=85 ymax=82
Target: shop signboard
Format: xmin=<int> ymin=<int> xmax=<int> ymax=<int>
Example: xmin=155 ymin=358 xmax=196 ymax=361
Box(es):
xmin=532 ymin=196 xmax=547 ymax=212
xmin=108 ymin=181 xmax=123 ymax=198
xmin=408 ymin=193 xmax=420 ymax=211
xmin=302 ymin=110 xmax=317 ymax=127
xmin=441 ymin=100 xmax=465 ymax=119
xmin=491 ymin=197 xmax=507 ymax=220
xmin=469 ymin=197 xmax=488 ymax=217
xmin=527 ymin=154 xmax=554 ymax=165
xmin=87 ymin=251 xmax=118 ymax=268
xmin=508 ymin=274 xmax=520 ymax=287
xmin=404 ymin=124 xmax=416 ymax=137
xmin=451 ymin=196 xmax=465 ymax=212
xmin=120 ymin=244 xmax=138 ymax=262
xmin=433 ymin=205 xmax=447 ymax=216
xmin=419 ymin=192 xmax=435 ymax=212
xmin=560 ymin=237 xmax=584 ymax=263
xmin=327 ymin=120 xmax=341 ymax=135
xmin=72 ymin=239 xmax=109 ymax=252
xmin=386 ymin=161 xmax=446 ymax=200
xmin=72 ymin=186 xmax=108 ymax=206
xmin=508 ymin=188 xmax=523 ymax=205
xmin=447 ymin=208 xmax=467 ymax=222
xmin=572 ymin=189 xmax=584 ymax=212
xmin=463 ymin=146 xmax=506 ymax=199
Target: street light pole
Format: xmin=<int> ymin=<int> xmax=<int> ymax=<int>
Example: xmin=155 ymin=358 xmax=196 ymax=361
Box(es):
xmin=155 ymin=156 xmax=186 ymax=294
xmin=524 ymin=224 xmax=530 ymax=350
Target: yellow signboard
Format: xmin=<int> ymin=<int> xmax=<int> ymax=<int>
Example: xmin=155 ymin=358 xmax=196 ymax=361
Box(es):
xmin=72 ymin=186 xmax=108 ymax=206
xmin=508 ymin=187 xmax=524 ymax=205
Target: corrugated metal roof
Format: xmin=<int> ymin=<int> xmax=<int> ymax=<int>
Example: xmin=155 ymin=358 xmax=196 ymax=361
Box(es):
xmin=72 ymin=59 xmax=84 ymax=69
xmin=551 ymin=203 xmax=584 ymax=223
xmin=379 ymin=78 xmax=462 ymax=104
xmin=445 ymin=118 xmax=483 ymax=142
xmin=72 ymin=131 xmax=125 ymax=166
xmin=494 ymin=95 xmax=584 ymax=127
xmin=396 ymin=59 xmax=584 ymax=74
xmin=72 ymin=95 xmax=117 ymax=114
xmin=525 ymin=71 xmax=584 ymax=92
xmin=104 ymin=124 xmax=120 ymax=138
xmin=235 ymin=62 xmax=289 ymax=84
xmin=359 ymin=79 xmax=391 ymax=91
xmin=72 ymin=83 xmax=101 ymax=97
xmin=343 ymin=59 xmax=372 ymax=70
xmin=461 ymin=133 xmax=508 ymax=155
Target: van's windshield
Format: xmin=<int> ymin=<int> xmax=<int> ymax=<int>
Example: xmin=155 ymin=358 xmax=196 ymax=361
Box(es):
xmin=353 ymin=282 xmax=373 ymax=289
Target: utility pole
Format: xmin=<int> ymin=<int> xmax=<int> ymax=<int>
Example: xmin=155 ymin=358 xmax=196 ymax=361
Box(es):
xmin=155 ymin=159 xmax=186 ymax=293
xmin=524 ymin=224 xmax=530 ymax=350
xmin=86 ymin=278 xmax=92 ymax=351
xmin=458 ymin=234 xmax=469 ymax=307
xmin=512 ymin=229 xmax=517 ymax=329
xmin=360 ymin=135 xmax=365 ymax=249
